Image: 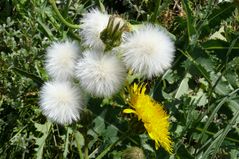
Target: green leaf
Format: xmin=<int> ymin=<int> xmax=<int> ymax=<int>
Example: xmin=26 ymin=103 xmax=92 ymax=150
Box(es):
xmin=200 ymin=89 xmax=239 ymax=143
xmin=210 ymin=72 xmax=233 ymax=96
xmin=176 ymin=144 xmax=194 ymax=159
xmin=63 ymin=127 xmax=72 ymax=159
xmin=74 ymin=131 xmax=84 ymax=159
xmin=207 ymin=2 xmax=235 ymax=29
xmin=180 ymin=50 xmax=211 ymax=83
xmin=227 ymin=99 xmax=239 ymax=124
xmin=182 ymin=0 xmax=197 ymax=45
xmin=34 ymin=121 xmax=52 ymax=159
xmin=37 ymin=19 xmax=54 ymax=40
xmin=95 ymin=0 xmax=105 ymax=12
xmin=175 ymin=73 xmax=191 ymax=99
xmin=199 ymin=96 xmax=228 ymax=143
xmin=189 ymin=88 xmax=208 ymax=106
xmin=12 ymin=67 xmax=44 ymax=86
xmin=202 ymin=39 xmax=239 ymax=50
xmin=202 ymin=110 xmax=239 ymax=158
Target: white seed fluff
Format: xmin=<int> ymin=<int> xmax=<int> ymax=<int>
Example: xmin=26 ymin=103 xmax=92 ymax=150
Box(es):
xmin=80 ymin=9 xmax=109 ymax=50
xmin=39 ymin=81 xmax=83 ymax=125
xmin=75 ymin=50 xmax=126 ymax=97
xmin=121 ymin=24 xmax=175 ymax=78
xmin=45 ymin=41 xmax=80 ymax=81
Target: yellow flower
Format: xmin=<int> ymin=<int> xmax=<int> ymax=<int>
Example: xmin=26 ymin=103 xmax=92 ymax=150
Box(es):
xmin=123 ymin=83 xmax=173 ymax=154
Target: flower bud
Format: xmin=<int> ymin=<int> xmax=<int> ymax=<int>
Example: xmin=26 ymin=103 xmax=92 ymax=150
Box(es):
xmin=122 ymin=147 xmax=145 ymax=159
xmin=100 ymin=15 xmax=128 ymax=51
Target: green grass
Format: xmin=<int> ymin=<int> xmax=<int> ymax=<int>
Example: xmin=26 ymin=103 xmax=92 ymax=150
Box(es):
xmin=0 ymin=0 xmax=239 ymax=158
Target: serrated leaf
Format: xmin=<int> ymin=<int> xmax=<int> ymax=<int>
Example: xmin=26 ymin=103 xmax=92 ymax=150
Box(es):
xmin=196 ymin=57 xmax=215 ymax=72
xmin=92 ymin=115 xmax=106 ymax=135
xmin=103 ymin=126 xmax=118 ymax=143
xmin=210 ymin=72 xmax=233 ymax=95
xmin=162 ymin=69 xmax=179 ymax=84
xmin=189 ymin=88 xmax=208 ymax=106
xmin=34 ymin=121 xmax=52 ymax=159
xmin=75 ymin=131 xmax=85 ymax=147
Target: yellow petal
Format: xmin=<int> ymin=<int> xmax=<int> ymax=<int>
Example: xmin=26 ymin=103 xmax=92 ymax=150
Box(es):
xmin=123 ymin=109 xmax=136 ymax=114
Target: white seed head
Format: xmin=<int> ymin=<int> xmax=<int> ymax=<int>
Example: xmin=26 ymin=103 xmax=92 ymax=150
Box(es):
xmin=121 ymin=24 xmax=175 ymax=78
xmin=39 ymin=81 xmax=83 ymax=124
xmin=80 ymin=9 xmax=109 ymax=50
xmin=45 ymin=41 xmax=80 ymax=81
xmin=75 ymin=50 xmax=126 ymax=97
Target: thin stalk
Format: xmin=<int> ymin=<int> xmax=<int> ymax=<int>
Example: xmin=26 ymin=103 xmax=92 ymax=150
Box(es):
xmin=48 ymin=0 xmax=80 ymax=29
xmin=63 ymin=127 xmax=70 ymax=158
xmin=74 ymin=131 xmax=84 ymax=159
xmin=84 ymin=143 xmax=89 ymax=159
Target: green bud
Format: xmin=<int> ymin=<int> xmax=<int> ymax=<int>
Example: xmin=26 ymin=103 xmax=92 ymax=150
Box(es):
xmin=100 ymin=15 xmax=129 ymax=51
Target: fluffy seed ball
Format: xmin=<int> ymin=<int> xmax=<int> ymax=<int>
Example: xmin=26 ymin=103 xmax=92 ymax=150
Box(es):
xmin=75 ymin=50 xmax=126 ymax=97
xmin=45 ymin=41 xmax=80 ymax=80
xmin=80 ymin=9 xmax=109 ymax=50
xmin=39 ymin=81 xmax=83 ymax=124
xmin=121 ymin=24 xmax=175 ymax=78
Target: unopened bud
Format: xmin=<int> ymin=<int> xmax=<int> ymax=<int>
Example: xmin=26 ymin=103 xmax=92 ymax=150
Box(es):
xmin=122 ymin=147 xmax=145 ymax=159
xmin=100 ymin=16 xmax=129 ymax=51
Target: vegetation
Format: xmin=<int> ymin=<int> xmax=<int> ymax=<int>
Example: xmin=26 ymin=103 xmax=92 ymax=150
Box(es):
xmin=0 ymin=0 xmax=239 ymax=158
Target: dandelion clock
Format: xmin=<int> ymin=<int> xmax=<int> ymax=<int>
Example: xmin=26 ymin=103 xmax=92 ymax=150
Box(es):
xmin=121 ymin=24 xmax=175 ymax=78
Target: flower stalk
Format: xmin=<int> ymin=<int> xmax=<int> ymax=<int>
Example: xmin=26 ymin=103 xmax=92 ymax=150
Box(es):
xmin=48 ymin=0 xmax=80 ymax=29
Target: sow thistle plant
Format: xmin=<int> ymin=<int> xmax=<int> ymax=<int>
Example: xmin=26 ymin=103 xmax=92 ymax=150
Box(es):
xmin=39 ymin=7 xmax=175 ymax=156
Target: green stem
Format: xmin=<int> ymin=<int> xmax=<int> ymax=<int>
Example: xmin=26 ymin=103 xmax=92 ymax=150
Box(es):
xmin=72 ymin=124 xmax=84 ymax=159
xmin=74 ymin=131 xmax=84 ymax=159
xmin=84 ymin=143 xmax=89 ymax=159
xmin=48 ymin=0 xmax=80 ymax=29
